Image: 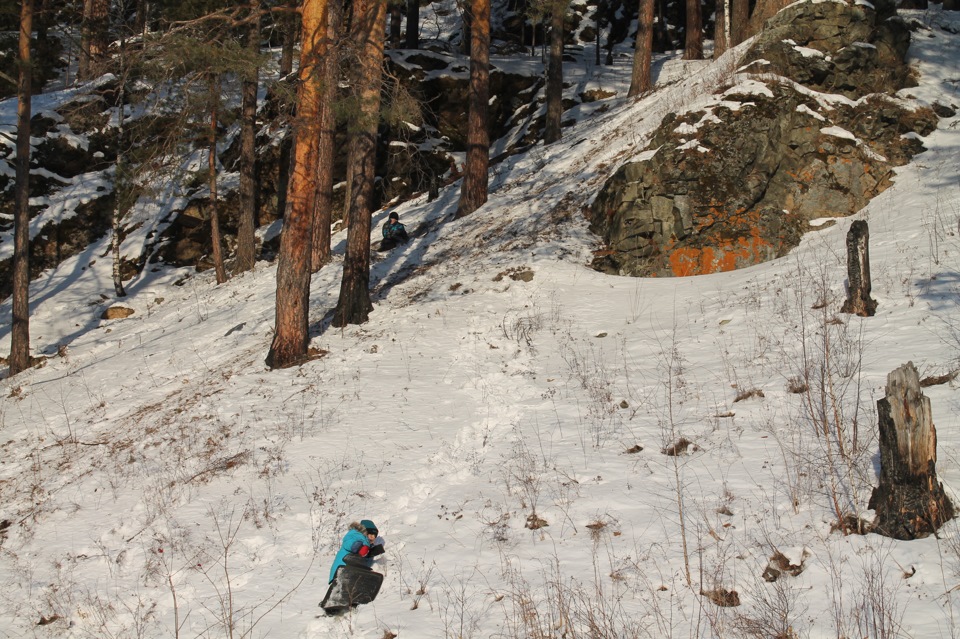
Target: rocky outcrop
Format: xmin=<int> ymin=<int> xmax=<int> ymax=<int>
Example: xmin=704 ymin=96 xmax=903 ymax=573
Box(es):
xmin=589 ymin=0 xmax=938 ymax=278
xmin=745 ymin=0 xmax=911 ymax=98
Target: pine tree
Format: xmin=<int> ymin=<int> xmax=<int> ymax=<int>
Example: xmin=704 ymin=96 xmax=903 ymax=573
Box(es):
xmin=311 ymin=0 xmax=343 ymax=272
xmin=405 ymin=0 xmax=419 ymax=48
xmin=683 ymin=0 xmax=702 ymax=60
xmin=731 ymin=0 xmax=748 ymax=46
xmin=235 ymin=2 xmax=261 ymax=276
xmin=455 ymin=0 xmax=490 ymax=218
xmin=544 ymin=0 xmax=567 ymax=144
xmin=78 ymin=0 xmax=109 ymax=81
xmin=331 ymin=0 xmax=388 ymax=327
xmin=389 ymin=0 xmax=402 ymax=43
xmin=267 ymin=0 xmax=329 ymax=368
xmin=747 ymin=0 xmax=791 ymax=37
xmin=628 ymin=0 xmax=654 ymax=97
xmin=9 ymin=0 xmax=33 ymax=376
xmin=206 ymin=72 xmax=228 ymax=284
xmin=278 ymin=0 xmax=299 ymax=76
xmin=713 ymin=0 xmax=728 ymax=57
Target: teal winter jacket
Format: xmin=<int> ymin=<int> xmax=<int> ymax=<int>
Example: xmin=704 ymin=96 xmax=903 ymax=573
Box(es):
xmin=329 ymin=524 xmax=371 ymax=583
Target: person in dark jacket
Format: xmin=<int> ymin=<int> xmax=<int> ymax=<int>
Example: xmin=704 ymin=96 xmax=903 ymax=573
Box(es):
xmin=379 ymin=212 xmax=409 ymax=251
xmin=328 ymin=520 xmax=385 ymax=583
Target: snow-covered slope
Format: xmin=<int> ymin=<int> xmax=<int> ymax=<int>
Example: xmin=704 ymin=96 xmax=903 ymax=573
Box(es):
xmin=1 ymin=7 xmax=960 ymax=638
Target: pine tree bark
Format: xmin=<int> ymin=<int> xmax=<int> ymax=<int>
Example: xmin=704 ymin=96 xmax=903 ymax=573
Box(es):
xmin=869 ymin=362 xmax=954 ymax=539
xmin=455 ymin=0 xmax=490 ymax=218
xmin=34 ymin=0 xmax=51 ymax=65
xmin=10 ymin=0 xmax=33 ymax=376
xmin=207 ymin=78 xmax=228 ymax=285
xmin=544 ymin=0 xmax=565 ymax=145
xmin=460 ymin=1 xmax=472 ymax=56
xmin=267 ymin=0 xmax=329 ymax=369
xmin=628 ymin=0 xmax=654 ymax=97
xmin=389 ymin=1 xmax=402 ymax=43
xmin=405 ymin=0 xmax=419 ymax=48
xmin=594 ymin=0 xmax=602 ymax=66
xmin=747 ymin=0 xmax=790 ymax=38
xmin=730 ymin=0 xmax=748 ymax=45
xmin=279 ymin=0 xmax=300 ymax=77
xmin=135 ymin=0 xmax=148 ymax=35
xmin=683 ymin=0 xmax=702 ymax=60
xmin=713 ymin=0 xmax=728 ymax=57
xmin=311 ymin=0 xmax=343 ymax=272
xmin=79 ymin=0 xmax=110 ymax=81
xmin=111 ymin=52 xmax=128 ymax=298
xmin=332 ymin=0 xmax=387 ymax=327
xmin=235 ymin=6 xmax=261 ymax=276
xmin=840 ymin=220 xmax=877 ymax=317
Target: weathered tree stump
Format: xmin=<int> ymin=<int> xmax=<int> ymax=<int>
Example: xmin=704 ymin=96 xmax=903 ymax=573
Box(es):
xmin=840 ymin=220 xmax=877 ymax=317
xmin=869 ymin=362 xmax=954 ymax=539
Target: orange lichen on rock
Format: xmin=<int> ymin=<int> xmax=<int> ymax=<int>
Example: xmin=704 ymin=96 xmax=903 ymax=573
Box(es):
xmin=667 ymin=232 xmax=774 ymax=277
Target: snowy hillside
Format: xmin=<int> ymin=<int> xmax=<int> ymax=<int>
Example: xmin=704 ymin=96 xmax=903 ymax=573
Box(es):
xmin=1 ymin=6 xmax=960 ymax=639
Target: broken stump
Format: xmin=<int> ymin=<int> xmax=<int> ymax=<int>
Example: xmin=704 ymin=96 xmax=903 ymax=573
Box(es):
xmin=869 ymin=362 xmax=954 ymax=539
xmin=840 ymin=220 xmax=877 ymax=317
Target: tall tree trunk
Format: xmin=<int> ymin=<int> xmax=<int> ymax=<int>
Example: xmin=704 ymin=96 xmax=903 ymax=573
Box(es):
xmin=389 ymin=1 xmax=402 ymax=43
xmin=112 ymin=49 xmax=128 ymax=298
xmin=455 ymin=0 xmax=490 ymax=218
xmin=332 ymin=0 xmax=387 ymax=327
xmin=135 ymin=0 xmax=148 ymax=34
xmin=10 ymin=0 xmax=33 ymax=376
xmin=730 ymin=0 xmax=748 ymax=46
xmin=713 ymin=0 xmax=728 ymax=57
xmin=34 ymin=0 xmax=50 ymax=66
xmin=628 ymin=0 xmax=654 ymax=96
xmin=747 ymin=0 xmax=790 ymax=39
xmin=460 ymin=0 xmax=472 ymax=55
xmin=683 ymin=0 xmax=702 ymax=60
xmin=405 ymin=0 xmax=419 ymax=48
xmin=312 ymin=0 xmax=343 ymax=272
xmin=604 ymin=0 xmax=615 ymax=63
xmin=594 ymin=0 xmax=602 ymax=66
xmin=730 ymin=0 xmax=750 ymax=47
xmin=267 ymin=0 xmax=329 ymax=369
xmin=280 ymin=0 xmax=300 ymax=77
xmin=235 ymin=5 xmax=261 ymax=276
xmin=208 ymin=78 xmax=228 ymax=285
xmin=544 ymin=0 xmax=565 ymax=145
xmin=79 ymin=0 xmax=109 ymax=81
xmin=654 ymin=0 xmax=670 ymax=52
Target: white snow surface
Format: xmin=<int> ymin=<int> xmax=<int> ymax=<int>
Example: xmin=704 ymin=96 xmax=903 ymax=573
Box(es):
xmin=0 ymin=7 xmax=960 ymax=639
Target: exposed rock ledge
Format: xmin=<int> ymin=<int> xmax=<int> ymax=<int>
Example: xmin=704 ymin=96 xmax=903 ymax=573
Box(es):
xmin=588 ymin=0 xmax=946 ymax=277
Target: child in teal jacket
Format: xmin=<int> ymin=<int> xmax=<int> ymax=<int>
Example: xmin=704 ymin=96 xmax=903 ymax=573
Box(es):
xmin=328 ymin=520 xmax=385 ymax=583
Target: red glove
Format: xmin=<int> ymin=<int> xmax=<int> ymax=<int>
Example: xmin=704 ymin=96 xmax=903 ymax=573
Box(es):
xmin=358 ymin=545 xmax=370 ymax=557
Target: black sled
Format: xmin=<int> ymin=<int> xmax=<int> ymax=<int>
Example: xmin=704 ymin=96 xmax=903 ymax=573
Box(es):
xmin=320 ymin=564 xmax=384 ymax=615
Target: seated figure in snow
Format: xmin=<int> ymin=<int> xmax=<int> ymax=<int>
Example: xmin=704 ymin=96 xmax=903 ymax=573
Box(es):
xmin=322 ymin=520 xmax=385 ymax=614
xmin=328 ymin=519 xmax=385 ymax=582
xmin=379 ymin=212 xmax=409 ymax=251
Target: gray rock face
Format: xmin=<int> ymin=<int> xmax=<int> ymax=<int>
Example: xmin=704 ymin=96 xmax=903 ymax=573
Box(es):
xmin=589 ymin=0 xmax=937 ymax=278
xmin=745 ymin=0 xmax=911 ymax=98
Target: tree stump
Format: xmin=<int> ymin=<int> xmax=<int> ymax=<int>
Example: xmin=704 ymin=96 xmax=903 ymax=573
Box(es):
xmin=869 ymin=362 xmax=954 ymax=539
xmin=840 ymin=220 xmax=877 ymax=317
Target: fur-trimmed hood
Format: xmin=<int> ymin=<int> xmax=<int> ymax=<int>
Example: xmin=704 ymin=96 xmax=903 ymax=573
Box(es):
xmin=348 ymin=521 xmax=367 ymax=534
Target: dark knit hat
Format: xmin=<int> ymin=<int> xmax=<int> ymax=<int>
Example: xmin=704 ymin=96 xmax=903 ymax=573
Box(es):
xmin=388 ymin=212 xmax=399 ymax=221
xmin=360 ymin=519 xmax=378 ymax=536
